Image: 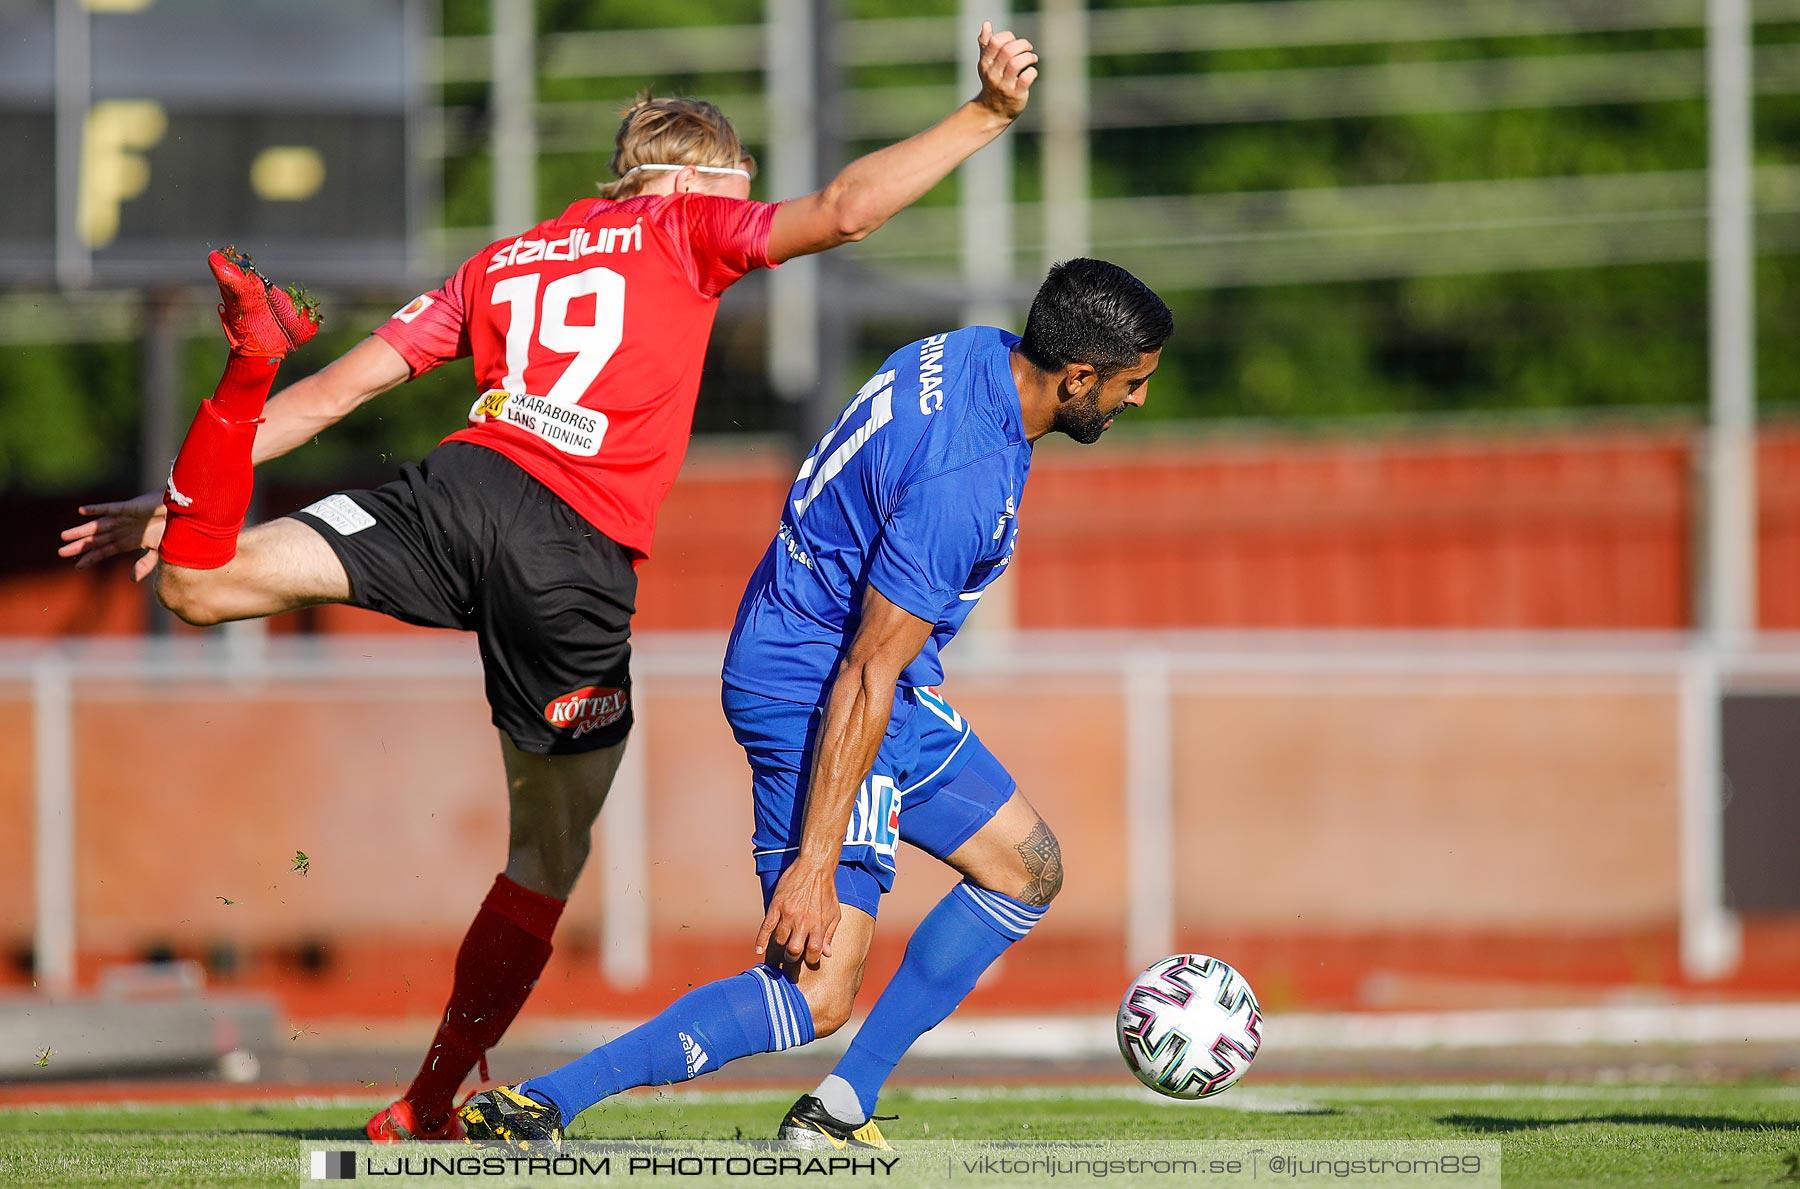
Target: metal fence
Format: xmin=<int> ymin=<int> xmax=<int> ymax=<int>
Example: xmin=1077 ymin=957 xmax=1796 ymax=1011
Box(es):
xmin=11 ymin=629 xmax=1798 ymax=1003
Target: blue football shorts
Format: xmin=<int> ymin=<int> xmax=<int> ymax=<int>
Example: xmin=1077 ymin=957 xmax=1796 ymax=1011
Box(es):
xmin=722 ymin=684 xmax=1018 ymax=919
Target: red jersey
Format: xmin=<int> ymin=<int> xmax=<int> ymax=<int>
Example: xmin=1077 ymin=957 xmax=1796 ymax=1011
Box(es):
xmin=374 ymin=193 xmax=779 ymax=558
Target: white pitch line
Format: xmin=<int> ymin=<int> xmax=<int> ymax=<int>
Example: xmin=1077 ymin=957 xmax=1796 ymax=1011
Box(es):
xmin=1289 ymin=1083 xmax=1800 ymax=1102
xmin=1271 ymin=1002 xmax=1800 ymax=1049
xmin=5 ymin=1081 xmax=1797 ymax=1118
xmin=532 ymin=1003 xmax=1800 ymax=1061
xmin=899 ymin=1084 xmax=1324 ymax=1113
xmin=0 ymin=1094 xmax=390 ymax=1116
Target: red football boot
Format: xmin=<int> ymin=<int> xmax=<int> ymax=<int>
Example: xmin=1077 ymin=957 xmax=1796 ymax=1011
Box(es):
xmin=207 ymin=245 xmax=322 ymax=358
xmin=366 ymin=1099 xmax=467 ymax=1144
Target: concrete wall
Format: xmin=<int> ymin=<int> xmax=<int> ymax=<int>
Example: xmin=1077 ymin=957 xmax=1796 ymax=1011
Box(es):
xmin=10 ymin=424 xmax=1800 ymax=635
xmin=0 ymin=665 xmax=1684 ymax=973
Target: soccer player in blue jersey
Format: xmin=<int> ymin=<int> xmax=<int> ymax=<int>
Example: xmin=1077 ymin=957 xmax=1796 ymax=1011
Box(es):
xmin=459 ymin=258 xmax=1173 ymax=1151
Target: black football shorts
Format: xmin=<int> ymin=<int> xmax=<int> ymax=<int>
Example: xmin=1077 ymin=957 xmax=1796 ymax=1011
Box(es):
xmin=290 ymin=441 xmax=636 ymax=754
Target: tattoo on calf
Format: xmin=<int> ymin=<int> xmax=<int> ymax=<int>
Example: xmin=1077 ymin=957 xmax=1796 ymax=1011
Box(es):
xmin=1014 ymin=820 xmax=1063 ymax=907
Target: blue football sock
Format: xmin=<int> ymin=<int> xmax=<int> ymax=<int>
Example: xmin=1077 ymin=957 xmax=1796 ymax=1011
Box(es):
xmin=522 ymin=965 xmax=812 ymax=1122
xmin=830 ymin=882 xmax=1046 ymax=1118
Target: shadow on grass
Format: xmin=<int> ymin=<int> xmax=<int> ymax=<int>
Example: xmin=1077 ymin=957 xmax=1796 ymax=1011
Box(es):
xmin=1265 ymin=1109 xmax=1344 ymax=1118
xmin=241 ymin=1126 xmax=372 ymax=1141
xmin=1439 ymin=1113 xmax=1798 ymax=1134
xmin=0 ymin=1126 xmax=372 ymax=1142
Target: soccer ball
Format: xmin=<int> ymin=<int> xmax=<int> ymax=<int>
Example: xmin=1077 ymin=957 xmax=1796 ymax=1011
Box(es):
xmin=1116 ymin=954 xmax=1262 ymax=1099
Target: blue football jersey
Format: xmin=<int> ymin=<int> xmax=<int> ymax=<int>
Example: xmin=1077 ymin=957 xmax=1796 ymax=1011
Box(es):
xmin=723 ymin=326 xmax=1030 ymax=702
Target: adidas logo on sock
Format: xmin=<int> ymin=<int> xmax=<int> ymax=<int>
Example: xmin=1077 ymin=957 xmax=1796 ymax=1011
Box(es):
xmin=679 ymin=1031 xmax=710 ymax=1077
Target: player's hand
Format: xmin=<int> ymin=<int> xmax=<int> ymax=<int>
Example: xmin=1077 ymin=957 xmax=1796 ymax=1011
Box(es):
xmin=755 ymin=861 xmax=841 ymax=967
xmin=57 ymin=491 xmax=167 ymax=582
xmin=974 ymin=20 xmax=1037 ymax=121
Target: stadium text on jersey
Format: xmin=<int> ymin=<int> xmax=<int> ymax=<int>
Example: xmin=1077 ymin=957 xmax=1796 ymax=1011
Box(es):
xmin=487 ymin=222 xmax=646 ymax=272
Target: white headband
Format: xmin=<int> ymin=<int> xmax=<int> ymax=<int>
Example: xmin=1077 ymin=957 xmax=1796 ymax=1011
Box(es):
xmin=622 ymin=163 xmax=751 ymax=179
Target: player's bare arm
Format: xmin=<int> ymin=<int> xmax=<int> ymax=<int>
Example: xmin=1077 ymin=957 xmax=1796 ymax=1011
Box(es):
xmin=248 ymin=335 xmax=410 ymax=464
xmin=765 ymin=21 xmax=1037 ymax=263
xmin=57 ymin=336 xmax=409 ymax=581
xmin=755 ymin=583 xmax=936 ymax=967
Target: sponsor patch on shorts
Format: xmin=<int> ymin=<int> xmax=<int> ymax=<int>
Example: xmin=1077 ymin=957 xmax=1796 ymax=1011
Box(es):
xmin=301 ymin=494 xmax=376 ymax=536
xmin=544 ymin=685 xmax=628 ymax=739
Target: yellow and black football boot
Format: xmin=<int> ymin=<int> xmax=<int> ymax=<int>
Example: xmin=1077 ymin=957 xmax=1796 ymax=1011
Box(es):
xmin=458 ymin=1085 xmax=564 ymax=1152
xmin=776 ymin=1094 xmax=895 ymax=1150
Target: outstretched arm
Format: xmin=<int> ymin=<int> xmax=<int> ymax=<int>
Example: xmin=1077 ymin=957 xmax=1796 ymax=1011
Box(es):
xmin=248 ymin=335 xmax=410 ymax=465
xmin=765 ymin=20 xmax=1037 ymax=264
xmin=58 ymin=336 xmax=409 ymax=580
xmin=755 ymin=583 xmax=936 ymax=966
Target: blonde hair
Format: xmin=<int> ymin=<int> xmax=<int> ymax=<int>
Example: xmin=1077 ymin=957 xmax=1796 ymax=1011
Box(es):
xmin=599 ymin=91 xmax=754 ymax=200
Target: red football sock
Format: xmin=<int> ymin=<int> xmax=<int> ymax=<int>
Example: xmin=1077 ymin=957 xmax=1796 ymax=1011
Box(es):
xmin=405 ymin=874 xmax=566 ymax=1130
xmin=159 ymin=354 xmax=282 ymax=570
xmin=210 ymin=352 xmax=281 ymax=421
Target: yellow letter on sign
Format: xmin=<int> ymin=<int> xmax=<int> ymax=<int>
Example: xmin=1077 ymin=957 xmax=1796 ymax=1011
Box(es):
xmin=79 ymin=100 xmax=167 ymax=248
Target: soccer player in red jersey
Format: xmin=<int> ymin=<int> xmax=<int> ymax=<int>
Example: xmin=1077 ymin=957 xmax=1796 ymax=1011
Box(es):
xmin=59 ymin=22 xmax=1038 ymax=1143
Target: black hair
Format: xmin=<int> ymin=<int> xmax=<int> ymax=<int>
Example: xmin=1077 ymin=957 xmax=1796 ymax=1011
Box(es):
xmin=1019 ymin=258 xmax=1173 ymax=381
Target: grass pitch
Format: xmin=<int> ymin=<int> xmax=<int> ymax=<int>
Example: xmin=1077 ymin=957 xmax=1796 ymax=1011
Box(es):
xmin=0 ymin=1083 xmax=1794 ymax=1187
